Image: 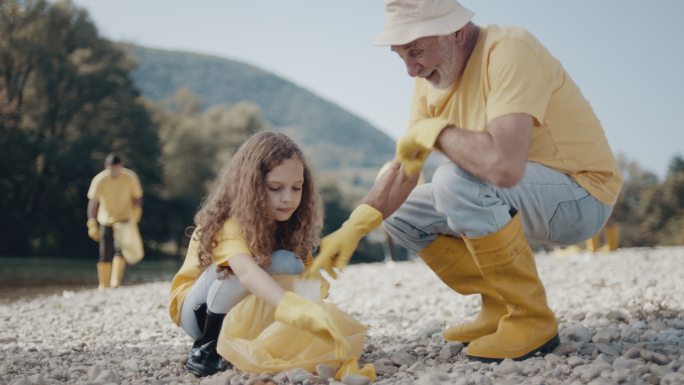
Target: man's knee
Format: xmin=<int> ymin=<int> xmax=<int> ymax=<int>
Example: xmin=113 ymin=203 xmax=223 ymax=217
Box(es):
xmin=431 ymin=163 xmax=481 ymax=214
xmin=383 ymin=218 xmax=426 ymax=253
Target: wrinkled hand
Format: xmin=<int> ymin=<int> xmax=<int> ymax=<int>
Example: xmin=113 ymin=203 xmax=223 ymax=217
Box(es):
xmin=86 ymin=219 xmax=99 ymax=242
xmin=396 ymin=118 xmax=449 ymax=176
xmin=305 ymin=204 xmax=382 ymax=279
xmin=274 ymin=292 xmax=351 ymax=359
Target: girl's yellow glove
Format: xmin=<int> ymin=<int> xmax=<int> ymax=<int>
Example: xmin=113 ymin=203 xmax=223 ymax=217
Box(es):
xmin=306 ymin=204 xmax=382 ymax=279
xmin=396 ymin=118 xmax=449 ymax=176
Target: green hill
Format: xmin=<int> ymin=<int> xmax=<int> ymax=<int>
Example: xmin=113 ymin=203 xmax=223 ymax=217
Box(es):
xmin=125 ymin=45 xmax=394 ymax=171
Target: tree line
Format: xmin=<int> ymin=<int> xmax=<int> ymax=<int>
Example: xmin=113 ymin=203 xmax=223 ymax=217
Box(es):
xmin=1 ymin=0 xmax=682 ymax=262
xmin=0 ymin=0 xmax=382 ymax=261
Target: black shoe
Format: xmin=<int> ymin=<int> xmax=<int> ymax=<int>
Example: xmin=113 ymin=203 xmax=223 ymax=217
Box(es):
xmin=185 ymin=340 xmax=226 ymax=377
xmin=185 ymin=310 xmax=228 ymax=377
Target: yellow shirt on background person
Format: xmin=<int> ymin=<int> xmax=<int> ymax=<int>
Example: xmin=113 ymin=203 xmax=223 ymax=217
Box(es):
xmin=169 ymin=219 xmax=252 ymax=324
xmin=409 ymin=25 xmax=622 ymax=205
xmin=87 ymin=168 xmax=143 ymax=225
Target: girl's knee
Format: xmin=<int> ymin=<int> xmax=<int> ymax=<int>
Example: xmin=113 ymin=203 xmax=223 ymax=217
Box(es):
xmin=267 ymin=250 xmax=304 ymax=275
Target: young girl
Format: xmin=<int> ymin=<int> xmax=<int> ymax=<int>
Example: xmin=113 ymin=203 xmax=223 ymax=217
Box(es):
xmin=169 ymin=131 xmax=349 ymax=377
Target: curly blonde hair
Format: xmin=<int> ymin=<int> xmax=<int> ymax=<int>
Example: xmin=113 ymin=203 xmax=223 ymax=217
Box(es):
xmin=193 ymin=131 xmax=322 ymax=270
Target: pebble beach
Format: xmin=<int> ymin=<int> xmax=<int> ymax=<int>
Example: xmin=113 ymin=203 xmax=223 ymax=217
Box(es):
xmin=1 ymin=247 xmax=683 ymax=385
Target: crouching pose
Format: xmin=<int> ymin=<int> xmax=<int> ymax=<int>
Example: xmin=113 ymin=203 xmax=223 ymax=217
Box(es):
xmin=308 ymin=0 xmax=622 ymax=362
xmin=170 ymin=132 xmax=348 ymax=376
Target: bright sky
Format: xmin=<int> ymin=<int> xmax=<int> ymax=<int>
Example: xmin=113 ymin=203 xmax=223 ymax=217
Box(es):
xmin=73 ymin=0 xmax=683 ymax=178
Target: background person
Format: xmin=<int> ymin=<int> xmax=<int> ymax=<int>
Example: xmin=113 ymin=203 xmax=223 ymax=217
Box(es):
xmin=309 ymin=0 xmax=622 ymax=362
xmin=87 ymin=153 xmax=143 ymax=289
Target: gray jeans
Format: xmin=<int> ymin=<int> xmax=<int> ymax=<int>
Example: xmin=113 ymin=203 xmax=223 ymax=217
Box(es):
xmin=179 ymin=249 xmax=304 ymax=339
xmin=384 ymin=162 xmax=612 ymax=253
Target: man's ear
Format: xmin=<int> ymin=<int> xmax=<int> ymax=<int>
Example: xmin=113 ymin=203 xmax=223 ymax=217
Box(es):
xmin=454 ymin=28 xmax=466 ymax=45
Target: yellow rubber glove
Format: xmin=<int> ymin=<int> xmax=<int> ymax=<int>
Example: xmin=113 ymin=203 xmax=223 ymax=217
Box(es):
xmin=396 ymin=118 xmax=449 ymax=177
xmin=313 ymin=270 xmax=331 ymax=299
xmin=274 ymin=291 xmax=351 ymax=360
xmin=306 ymin=204 xmax=382 ymax=279
xmin=302 ymin=255 xmax=331 ymax=299
xmin=131 ymin=205 xmax=142 ymax=223
xmin=86 ymin=218 xmax=99 ymax=242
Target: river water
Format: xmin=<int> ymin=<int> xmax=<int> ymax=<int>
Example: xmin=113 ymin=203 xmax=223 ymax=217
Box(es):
xmin=0 ymin=256 xmax=182 ymax=303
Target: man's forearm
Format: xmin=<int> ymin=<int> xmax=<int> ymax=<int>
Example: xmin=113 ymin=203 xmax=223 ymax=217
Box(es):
xmin=435 ymin=114 xmax=531 ymax=188
xmin=87 ymin=200 xmax=98 ymax=220
xmin=361 ymin=160 xmax=419 ymax=219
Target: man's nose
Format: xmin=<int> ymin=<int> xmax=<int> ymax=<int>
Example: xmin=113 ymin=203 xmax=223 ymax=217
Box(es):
xmin=404 ymin=57 xmax=422 ymax=78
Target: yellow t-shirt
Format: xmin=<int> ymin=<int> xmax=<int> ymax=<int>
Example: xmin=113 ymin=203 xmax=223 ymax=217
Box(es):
xmin=168 ymin=219 xmax=253 ymax=324
xmin=87 ymin=168 xmax=143 ymax=225
xmin=169 ymin=221 xmax=314 ymax=324
xmin=409 ymin=25 xmax=622 ymax=205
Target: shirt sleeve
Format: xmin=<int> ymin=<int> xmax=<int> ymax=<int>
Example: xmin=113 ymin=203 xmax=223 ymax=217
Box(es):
xmin=486 ymin=38 xmax=554 ymax=125
xmin=212 ymin=220 xmax=252 ymax=266
xmin=87 ymin=174 xmax=100 ymax=200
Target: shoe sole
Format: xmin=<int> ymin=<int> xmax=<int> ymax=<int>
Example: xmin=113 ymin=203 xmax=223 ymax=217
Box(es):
xmin=186 ymin=360 xmax=220 ymax=377
xmin=466 ymin=334 xmax=561 ymax=363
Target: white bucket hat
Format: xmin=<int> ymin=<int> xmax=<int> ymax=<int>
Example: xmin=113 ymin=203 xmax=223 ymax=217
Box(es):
xmin=374 ymin=0 xmax=475 ymax=46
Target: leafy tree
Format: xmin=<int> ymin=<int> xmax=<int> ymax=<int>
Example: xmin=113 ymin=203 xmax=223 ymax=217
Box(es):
xmin=144 ymin=89 xmax=267 ymax=257
xmin=644 ymin=155 xmax=684 ymax=245
xmin=319 ymin=180 xmax=350 ymax=235
xmin=0 ymin=0 xmax=161 ymax=256
xmin=318 ymin=179 xmax=384 ymax=264
xmin=612 ymin=154 xmax=660 ymax=247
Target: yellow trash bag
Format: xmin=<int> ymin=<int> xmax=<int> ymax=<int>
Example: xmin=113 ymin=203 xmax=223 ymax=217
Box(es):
xmin=113 ymin=222 xmax=144 ymax=265
xmin=216 ymin=276 xmax=368 ymax=374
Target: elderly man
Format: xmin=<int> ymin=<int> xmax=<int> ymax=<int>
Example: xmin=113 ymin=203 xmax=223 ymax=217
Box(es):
xmin=308 ymin=0 xmax=622 ymax=362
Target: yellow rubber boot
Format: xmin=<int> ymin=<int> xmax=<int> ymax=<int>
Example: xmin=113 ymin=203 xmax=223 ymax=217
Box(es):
xmin=585 ymin=235 xmax=600 ymax=253
xmin=419 ymin=235 xmax=507 ymax=343
xmin=600 ymin=223 xmax=619 ymax=252
xmin=464 ymin=214 xmax=559 ymax=361
xmin=110 ymin=256 xmax=126 ymax=288
xmin=97 ymin=262 xmax=112 ymax=290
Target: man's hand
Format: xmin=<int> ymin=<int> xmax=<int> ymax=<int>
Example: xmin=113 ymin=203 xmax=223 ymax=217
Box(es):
xmin=86 ymin=218 xmax=99 ymax=242
xmin=396 ymin=118 xmax=449 ymax=176
xmin=305 ymin=204 xmax=382 ymax=279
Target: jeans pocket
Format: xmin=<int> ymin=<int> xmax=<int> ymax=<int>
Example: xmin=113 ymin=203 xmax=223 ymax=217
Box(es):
xmin=548 ymin=195 xmax=605 ymax=246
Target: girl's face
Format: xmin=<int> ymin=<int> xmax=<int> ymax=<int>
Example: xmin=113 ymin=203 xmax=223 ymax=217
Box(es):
xmin=265 ymin=157 xmax=304 ymax=222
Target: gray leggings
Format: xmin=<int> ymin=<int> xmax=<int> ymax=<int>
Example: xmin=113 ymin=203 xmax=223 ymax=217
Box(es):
xmin=384 ymin=162 xmax=613 ymax=252
xmin=179 ymin=249 xmax=304 ymax=339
